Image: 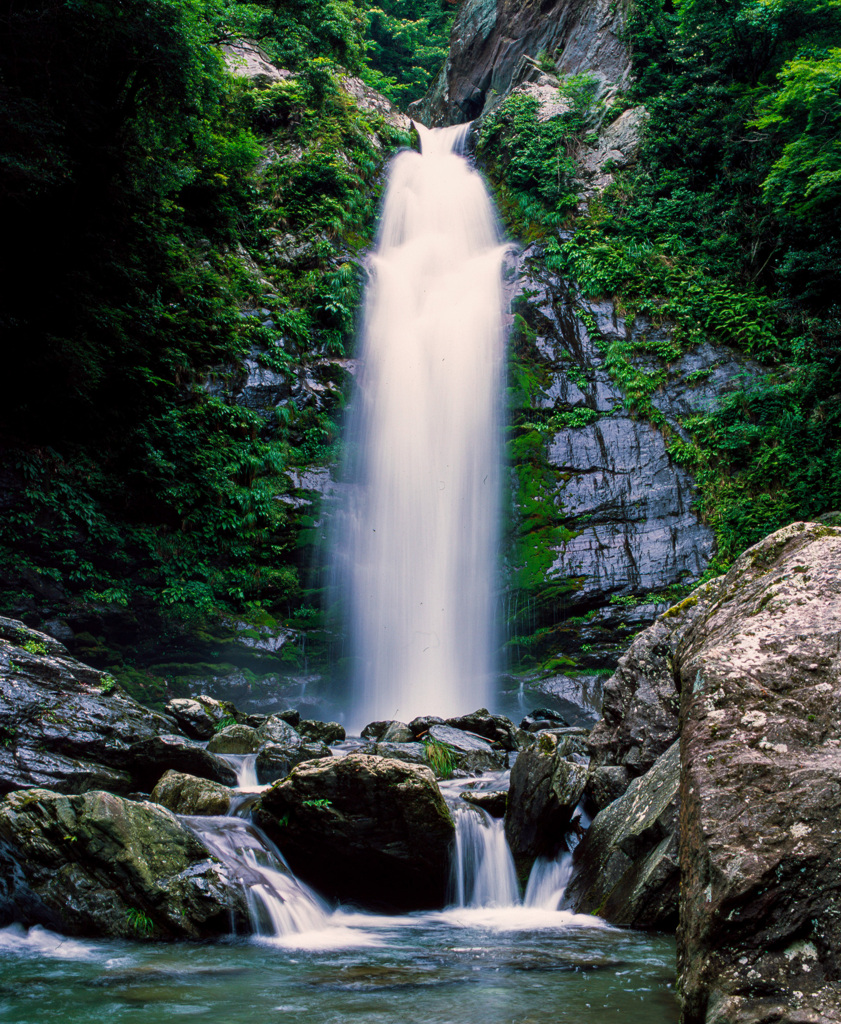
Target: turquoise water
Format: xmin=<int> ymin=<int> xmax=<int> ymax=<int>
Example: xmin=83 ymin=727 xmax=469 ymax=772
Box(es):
xmin=0 ymin=909 xmax=677 ymax=1024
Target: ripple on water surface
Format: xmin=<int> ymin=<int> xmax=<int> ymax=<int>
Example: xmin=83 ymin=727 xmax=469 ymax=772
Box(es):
xmin=0 ymin=912 xmax=678 ymax=1024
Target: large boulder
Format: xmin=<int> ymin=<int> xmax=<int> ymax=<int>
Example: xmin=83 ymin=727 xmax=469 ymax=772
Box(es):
xmin=445 ymin=709 xmax=519 ymax=750
xmin=254 ymin=753 xmax=455 ymax=911
xmin=254 ymin=739 xmax=332 ymax=785
xmin=0 ymin=617 xmax=174 ymax=795
xmin=165 ymin=696 xmax=238 ymax=740
xmin=150 ymin=770 xmax=235 ymax=816
xmin=565 ymin=740 xmax=679 ymax=929
xmin=505 ymin=740 xmax=587 ymax=881
xmin=677 ymin=522 xmax=841 ymax=1023
xmin=206 ymin=723 xmax=261 ymax=754
xmin=298 ymin=720 xmax=345 ymax=745
xmin=0 ymin=788 xmax=247 ymax=938
xmin=128 ymin=735 xmax=237 ymax=791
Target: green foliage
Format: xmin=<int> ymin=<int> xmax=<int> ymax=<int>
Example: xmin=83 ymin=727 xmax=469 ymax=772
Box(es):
xmin=214 ymin=715 xmax=238 ymax=732
xmin=98 ymin=675 xmax=118 ymax=695
xmin=477 ymin=77 xmax=600 ymax=237
xmin=21 ymin=640 xmax=47 ymax=656
xmin=125 ymin=907 xmax=154 ymax=936
xmin=423 ymin=738 xmax=457 ymax=779
xmin=301 ymin=798 xmax=333 ymax=807
xmin=363 ymin=0 xmax=455 ymax=102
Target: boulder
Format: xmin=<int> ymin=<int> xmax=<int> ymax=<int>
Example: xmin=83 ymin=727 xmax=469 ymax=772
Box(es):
xmin=298 ymin=720 xmax=345 ymax=745
xmin=164 ymin=696 xmax=238 ymax=740
xmin=257 ymin=715 xmax=302 ymax=747
xmin=206 ymin=723 xmax=261 ymax=754
xmin=150 ymin=770 xmax=235 ymax=816
xmin=463 ymin=790 xmax=507 ymax=818
xmin=128 ymin=735 xmax=237 ymax=791
xmin=254 ymin=753 xmax=455 ymax=911
xmin=454 ymin=748 xmax=506 ymax=773
xmin=360 ymin=720 xmax=390 ymax=741
xmin=564 ymin=740 xmax=679 ymax=928
xmin=409 ymin=715 xmax=444 ymax=737
xmin=0 ymin=617 xmax=174 ymax=795
xmin=504 ymin=744 xmax=585 ymax=881
xmin=520 ymin=709 xmax=570 ymax=732
xmin=445 ymin=709 xmax=519 ymax=749
xmin=255 ymin=739 xmax=332 ymax=785
xmin=427 ymin=723 xmax=497 ymax=754
xmin=0 ymin=788 xmax=247 ymax=938
xmin=676 ymin=522 xmax=841 ymax=1024
xmin=358 ymin=741 xmax=429 ymax=767
xmin=585 ymin=765 xmax=631 ymax=812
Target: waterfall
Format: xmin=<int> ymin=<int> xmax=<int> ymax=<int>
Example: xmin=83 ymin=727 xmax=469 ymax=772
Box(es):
xmin=186 ymin=816 xmax=330 ymax=939
xmin=524 ymin=854 xmax=574 ymax=910
xmin=449 ymin=805 xmax=519 ymax=908
xmin=336 ymin=122 xmax=507 ymax=728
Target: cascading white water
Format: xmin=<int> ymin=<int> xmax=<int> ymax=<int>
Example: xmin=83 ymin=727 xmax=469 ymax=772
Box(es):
xmin=524 ymin=854 xmax=574 ymax=910
xmin=449 ymin=805 xmax=519 ymax=908
xmin=186 ymin=816 xmax=329 ymax=939
xmin=337 ymin=122 xmax=507 ymax=728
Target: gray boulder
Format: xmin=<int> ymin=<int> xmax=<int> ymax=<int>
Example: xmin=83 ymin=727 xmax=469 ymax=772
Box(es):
xmin=128 ymin=735 xmax=237 ymax=791
xmin=150 ymin=770 xmax=235 ymax=816
xmin=677 ymin=522 xmax=841 ymax=1024
xmin=255 ymin=739 xmax=332 ymax=785
xmin=565 ymin=740 xmax=679 ymax=928
xmin=206 ymin=723 xmax=261 ymax=754
xmin=254 ymin=753 xmax=455 ymax=911
xmin=0 ymin=788 xmax=247 ymax=938
xmin=257 ymin=715 xmax=302 ymax=747
xmin=298 ymin=720 xmax=345 ymax=745
xmin=358 ymin=741 xmax=429 ymax=767
xmin=165 ymin=696 xmax=238 ymax=740
xmin=0 ymin=617 xmax=174 ymax=796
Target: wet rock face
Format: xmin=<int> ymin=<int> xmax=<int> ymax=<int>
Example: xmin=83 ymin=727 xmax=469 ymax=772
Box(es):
xmin=504 ymin=249 xmax=761 ymax=666
xmin=677 ymin=522 xmax=841 ymax=1024
xmin=413 ymin=0 xmax=630 ymax=126
xmin=0 ymin=617 xmax=174 ymax=795
xmin=0 ymin=789 xmax=247 ymax=939
xmin=565 ymin=740 xmax=679 ymax=929
xmin=254 ymin=753 xmax=455 ymax=912
xmin=128 ymin=735 xmax=238 ymax=791
xmin=505 ymin=740 xmax=588 ymax=881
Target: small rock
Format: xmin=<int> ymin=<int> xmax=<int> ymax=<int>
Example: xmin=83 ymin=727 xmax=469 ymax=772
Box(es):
xmin=462 ymin=790 xmax=507 ymax=818
xmin=408 ymin=716 xmax=445 ymax=737
xmin=427 ymin=724 xmax=496 ymax=754
xmin=128 ymin=735 xmax=237 ymax=791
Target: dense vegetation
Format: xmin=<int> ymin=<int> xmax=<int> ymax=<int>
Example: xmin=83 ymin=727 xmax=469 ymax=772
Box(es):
xmin=479 ymin=0 xmax=841 ymax=586
xmin=0 ymin=0 xmax=414 ymax=694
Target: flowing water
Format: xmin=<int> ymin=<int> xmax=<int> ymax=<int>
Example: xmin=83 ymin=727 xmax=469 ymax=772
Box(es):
xmin=0 ymin=757 xmax=677 ymax=1022
xmin=335 ymin=123 xmax=506 ymax=729
xmin=0 ymin=126 xmax=678 ymax=1020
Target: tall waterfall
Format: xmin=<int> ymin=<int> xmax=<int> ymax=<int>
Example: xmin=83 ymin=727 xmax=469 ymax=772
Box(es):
xmin=337 ymin=122 xmax=507 ymax=728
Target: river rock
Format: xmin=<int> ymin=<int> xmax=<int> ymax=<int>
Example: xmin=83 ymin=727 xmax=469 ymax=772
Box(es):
xmin=206 ymin=723 xmax=261 ymax=754
xmin=298 ymin=720 xmax=345 ymax=744
xmin=427 ymin=724 xmax=496 ymax=754
xmin=358 ymin=741 xmax=429 ymax=766
xmin=257 ymin=715 xmax=302 ymax=747
xmin=0 ymin=617 xmax=174 ymax=795
xmin=505 ymin=745 xmax=585 ymax=881
xmin=463 ymin=790 xmax=507 ymax=818
xmin=255 ymin=739 xmax=332 ymax=784
xmin=128 ymin=735 xmax=237 ymax=791
xmin=676 ymin=521 xmax=841 ymax=1023
xmin=150 ymin=770 xmax=235 ymax=816
xmin=565 ymin=740 xmax=679 ymax=928
xmin=585 ymin=764 xmax=631 ymax=812
xmin=0 ymin=788 xmax=247 ymax=938
xmin=455 ymin=749 xmax=506 ymax=773
xmin=409 ymin=715 xmax=445 ymax=736
xmin=360 ymin=720 xmax=390 ymax=740
xmin=521 ymin=708 xmax=570 ymax=732
xmin=380 ymin=721 xmax=414 ymax=743
xmin=165 ymin=696 xmax=238 ymax=740
xmin=254 ymin=753 xmax=455 ymax=911
xmin=445 ymin=709 xmax=518 ymax=749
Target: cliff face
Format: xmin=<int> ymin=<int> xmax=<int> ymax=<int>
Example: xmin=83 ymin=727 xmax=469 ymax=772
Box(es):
xmin=411 ymin=0 xmax=630 ymax=126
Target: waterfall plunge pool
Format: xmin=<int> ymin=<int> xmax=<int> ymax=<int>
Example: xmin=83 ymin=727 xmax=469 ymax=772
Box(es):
xmin=0 ymin=913 xmax=677 ymax=1024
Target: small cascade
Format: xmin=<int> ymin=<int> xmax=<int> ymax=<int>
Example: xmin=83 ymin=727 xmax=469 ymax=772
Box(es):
xmin=449 ymin=805 xmax=519 ymax=908
xmin=523 ymin=854 xmax=574 ymax=910
xmin=238 ymin=754 xmax=259 ymax=790
xmin=185 ymin=816 xmax=329 ymax=939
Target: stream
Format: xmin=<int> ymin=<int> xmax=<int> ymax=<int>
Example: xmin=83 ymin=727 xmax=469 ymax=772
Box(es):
xmin=0 ymin=752 xmax=677 ymax=1023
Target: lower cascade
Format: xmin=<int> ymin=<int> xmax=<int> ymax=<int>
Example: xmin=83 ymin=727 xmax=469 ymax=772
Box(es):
xmin=449 ymin=805 xmax=519 ymax=908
